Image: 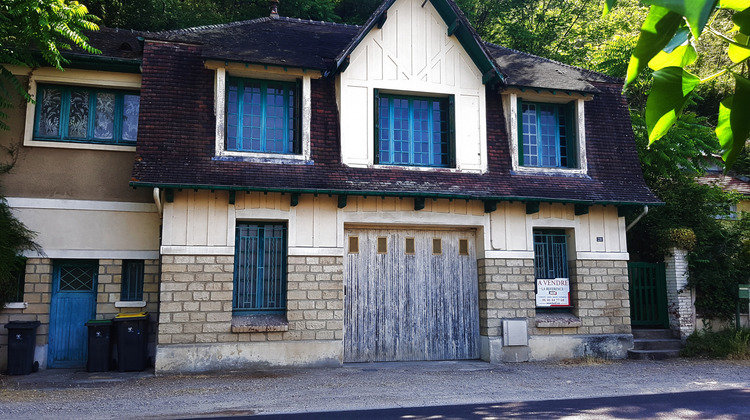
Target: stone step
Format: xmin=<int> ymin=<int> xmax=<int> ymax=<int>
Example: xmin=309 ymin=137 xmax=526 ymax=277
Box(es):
xmin=627 ymin=349 xmax=682 ymax=360
xmin=632 ymin=338 xmax=683 ymax=351
xmin=632 ymin=328 xmax=677 ymax=340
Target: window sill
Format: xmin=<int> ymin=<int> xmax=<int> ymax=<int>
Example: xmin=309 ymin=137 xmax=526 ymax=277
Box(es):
xmin=231 ymin=314 xmax=288 ymax=333
xmin=25 ymin=138 xmax=136 ymax=152
xmin=212 ymin=154 xmax=312 ymax=165
xmin=535 ymin=312 xmax=582 ymax=328
xmin=512 ymin=167 xmax=588 ymax=177
xmin=115 ymin=301 xmax=147 ymax=308
xmin=3 ymin=302 xmax=28 ymax=310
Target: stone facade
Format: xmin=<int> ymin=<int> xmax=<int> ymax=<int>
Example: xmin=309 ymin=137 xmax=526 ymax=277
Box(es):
xmin=157 ymin=254 xmax=343 ymax=345
xmin=478 ymin=257 xmax=632 ymax=362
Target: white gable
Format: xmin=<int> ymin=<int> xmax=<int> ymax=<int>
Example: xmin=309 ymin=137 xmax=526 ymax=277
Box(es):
xmin=339 ymin=0 xmax=487 ymax=172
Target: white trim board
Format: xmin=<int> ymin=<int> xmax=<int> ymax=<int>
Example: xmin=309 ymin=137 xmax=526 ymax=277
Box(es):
xmin=6 ymin=197 xmax=157 ymax=213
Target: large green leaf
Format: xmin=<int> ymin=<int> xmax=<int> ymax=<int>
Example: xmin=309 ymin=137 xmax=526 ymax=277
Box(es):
xmin=716 ymin=73 xmax=750 ymax=168
xmin=625 ymin=6 xmax=683 ymax=87
xmin=649 ymin=44 xmax=697 ymax=70
xmin=646 ymin=67 xmax=701 ymax=143
xmin=728 ymin=33 xmax=750 ymax=62
xmin=643 ymin=0 xmax=718 ymax=38
xmin=732 ymin=7 xmax=750 ymax=33
xmin=720 ymin=0 xmax=750 ymax=12
xmin=603 ymin=0 xmax=618 ymax=15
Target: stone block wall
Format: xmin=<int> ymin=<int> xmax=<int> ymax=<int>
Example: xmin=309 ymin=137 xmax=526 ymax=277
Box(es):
xmin=96 ymin=259 xmax=160 ymax=317
xmin=477 ymin=258 xmax=536 ymax=337
xmin=567 ymin=260 xmax=631 ymax=335
xmin=157 ymin=255 xmax=344 ymax=346
xmin=478 ymin=258 xmax=631 ymax=338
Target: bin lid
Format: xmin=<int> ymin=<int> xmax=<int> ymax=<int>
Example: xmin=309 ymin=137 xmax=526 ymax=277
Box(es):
xmin=4 ymin=320 xmax=41 ymax=329
xmin=114 ymin=312 xmax=148 ymax=320
xmin=85 ymin=319 xmax=113 ymax=326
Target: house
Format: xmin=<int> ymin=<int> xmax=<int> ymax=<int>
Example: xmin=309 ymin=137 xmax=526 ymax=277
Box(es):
xmin=1 ymin=0 xmax=660 ymax=373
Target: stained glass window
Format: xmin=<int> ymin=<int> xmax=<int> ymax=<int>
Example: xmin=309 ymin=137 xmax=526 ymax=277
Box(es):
xmin=34 ymin=84 xmax=139 ymax=145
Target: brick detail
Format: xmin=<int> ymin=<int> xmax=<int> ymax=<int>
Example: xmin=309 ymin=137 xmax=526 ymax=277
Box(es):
xmin=478 ymin=258 xmax=631 ymax=338
xmin=157 ymin=255 xmax=344 ymax=345
xmin=665 ymin=248 xmax=694 ymax=340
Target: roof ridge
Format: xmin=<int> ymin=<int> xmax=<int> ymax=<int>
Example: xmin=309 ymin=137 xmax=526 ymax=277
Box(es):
xmin=484 ymin=41 xmax=623 ymax=83
xmin=149 ymin=16 xmax=273 ymax=37
xmin=276 ymin=16 xmax=360 ymax=29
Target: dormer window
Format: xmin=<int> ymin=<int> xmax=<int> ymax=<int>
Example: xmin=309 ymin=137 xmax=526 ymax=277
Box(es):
xmin=226 ymin=77 xmax=300 ymax=154
xmin=505 ymin=92 xmax=587 ymax=175
xmin=374 ymin=90 xmax=455 ymax=168
xmin=519 ymin=101 xmax=576 ymax=168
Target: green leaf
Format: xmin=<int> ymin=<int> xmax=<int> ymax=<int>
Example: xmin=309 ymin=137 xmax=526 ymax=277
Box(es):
xmin=625 ymin=6 xmax=683 ymax=88
xmin=728 ymin=33 xmax=750 ymax=62
xmin=603 ymin=0 xmax=618 ymax=15
xmin=663 ymin=26 xmax=691 ymax=52
xmin=720 ymin=0 xmax=750 ymax=11
xmin=643 ymin=0 xmax=718 ymax=38
xmin=649 ymin=44 xmax=697 ymax=70
xmin=716 ymin=73 xmax=750 ymax=168
xmin=646 ymin=67 xmax=701 ymax=143
xmin=732 ymin=7 xmax=750 ymax=34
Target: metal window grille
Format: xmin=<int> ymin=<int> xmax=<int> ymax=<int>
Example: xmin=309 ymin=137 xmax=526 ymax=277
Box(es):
xmin=533 ymin=230 xmax=569 ymax=279
xmin=233 ymin=223 xmax=287 ymax=314
xmin=55 ymin=260 xmax=98 ymax=292
xmin=121 ymin=260 xmax=145 ymax=301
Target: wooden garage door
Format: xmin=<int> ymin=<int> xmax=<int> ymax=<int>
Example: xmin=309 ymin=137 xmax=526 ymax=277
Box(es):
xmin=344 ymin=228 xmax=479 ymax=362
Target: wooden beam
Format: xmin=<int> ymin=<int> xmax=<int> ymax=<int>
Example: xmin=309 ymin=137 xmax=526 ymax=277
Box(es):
xmin=574 ymin=204 xmax=589 ymax=216
xmin=165 ymin=188 xmax=174 ymax=203
xmin=484 ymin=200 xmax=497 ymax=213
xmin=447 ymin=19 xmax=461 ymax=36
xmin=290 ymin=193 xmax=300 ymax=207
xmin=339 ymin=56 xmax=351 ymax=73
xmin=377 ymin=11 xmax=387 ymax=29
xmin=414 ymin=197 xmax=425 ymax=211
xmin=338 ymin=195 xmax=348 ymax=209
xmin=228 ymin=191 xmax=236 ymax=205
xmin=526 ymin=201 xmax=540 ymax=215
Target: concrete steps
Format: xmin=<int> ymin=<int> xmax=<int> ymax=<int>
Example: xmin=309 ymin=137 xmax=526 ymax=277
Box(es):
xmin=628 ymin=329 xmax=683 ymax=360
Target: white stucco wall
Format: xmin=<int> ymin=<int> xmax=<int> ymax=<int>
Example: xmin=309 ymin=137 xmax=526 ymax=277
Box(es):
xmin=338 ymin=0 xmax=487 ymax=173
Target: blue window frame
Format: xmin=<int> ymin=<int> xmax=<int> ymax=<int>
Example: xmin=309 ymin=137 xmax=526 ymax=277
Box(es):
xmin=34 ymin=84 xmax=139 ymax=145
xmin=233 ymin=223 xmax=287 ymax=315
xmin=375 ymin=91 xmax=454 ymax=167
xmin=121 ymin=260 xmax=145 ymax=301
xmin=518 ymin=101 xmax=577 ymax=168
xmin=226 ymin=77 xmax=300 ymax=154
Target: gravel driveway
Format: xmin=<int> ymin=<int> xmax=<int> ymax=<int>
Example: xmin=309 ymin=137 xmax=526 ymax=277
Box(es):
xmin=1 ymin=358 xmax=749 ymax=419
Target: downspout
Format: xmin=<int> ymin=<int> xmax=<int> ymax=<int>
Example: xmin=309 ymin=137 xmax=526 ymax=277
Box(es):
xmin=153 ymin=187 xmax=163 ymax=217
xmin=626 ymin=205 xmax=649 ymax=232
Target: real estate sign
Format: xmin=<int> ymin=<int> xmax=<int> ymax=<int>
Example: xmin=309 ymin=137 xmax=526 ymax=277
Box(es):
xmin=535 ymin=278 xmax=570 ymax=307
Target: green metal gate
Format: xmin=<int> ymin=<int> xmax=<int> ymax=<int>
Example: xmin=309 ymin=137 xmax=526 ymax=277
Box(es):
xmin=628 ymin=262 xmax=668 ymax=328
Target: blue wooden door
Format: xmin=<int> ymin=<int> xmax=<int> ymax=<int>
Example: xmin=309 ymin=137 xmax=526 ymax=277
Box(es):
xmin=48 ymin=260 xmax=98 ymax=368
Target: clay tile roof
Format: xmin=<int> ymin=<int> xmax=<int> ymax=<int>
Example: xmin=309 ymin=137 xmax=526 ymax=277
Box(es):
xmin=144 ymin=17 xmax=360 ymax=71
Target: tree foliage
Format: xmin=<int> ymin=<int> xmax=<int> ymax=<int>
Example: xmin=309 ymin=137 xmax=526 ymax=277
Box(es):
xmin=0 ymin=0 xmax=91 ymax=307
xmin=613 ymin=0 xmax=750 ymax=168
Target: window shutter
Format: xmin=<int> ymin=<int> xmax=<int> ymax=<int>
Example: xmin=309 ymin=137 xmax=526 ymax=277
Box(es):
xmin=448 ymin=95 xmax=456 ymax=168
xmin=294 ymin=78 xmax=302 ymax=154
xmin=374 ymin=89 xmax=380 ymax=165
xmin=517 ymin=98 xmax=524 ymax=167
xmin=565 ymin=101 xmax=578 ymax=168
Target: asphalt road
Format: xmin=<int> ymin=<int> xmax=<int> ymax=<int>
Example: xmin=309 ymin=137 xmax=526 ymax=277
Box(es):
xmin=231 ymin=389 xmax=750 ymax=419
xmin=1 ymin=358 xmax=749 ymax=419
